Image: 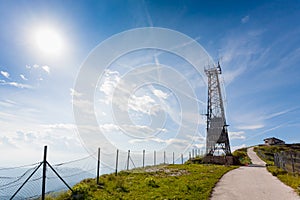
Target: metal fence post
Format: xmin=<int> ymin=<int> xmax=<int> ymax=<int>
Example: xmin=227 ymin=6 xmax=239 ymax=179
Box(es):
xmin=115 ymin=149 xmax=119 ymax=176
xmin=11 ymin=146 xmax=75 ymax=199
xmin=173 ymin=152 xmax=175 ymax=164
xmin=192 ymin=149 xmax=194 ymax=158
xmin=42 ymin=146 xmax=47 ymax=200
xmin=97 ymin=148 xmax=100 ymax=184
xmin=143 ymin=150 xmax=145 ymax=168
xmin=282 ymin=152 xmax=286 ymax=171
xmin=154 ymin=150 xmax=156 ymax=166
xmin=127 ymin=150 xmax=130 ymax=170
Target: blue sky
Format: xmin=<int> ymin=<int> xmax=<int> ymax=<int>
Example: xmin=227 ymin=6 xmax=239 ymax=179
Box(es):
xmin=1 ymin=0 xmax=300 ymax=166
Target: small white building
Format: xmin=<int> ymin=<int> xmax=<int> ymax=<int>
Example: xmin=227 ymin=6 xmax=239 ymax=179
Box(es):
xmin=264 ymin=137 xmax=285 ymax=146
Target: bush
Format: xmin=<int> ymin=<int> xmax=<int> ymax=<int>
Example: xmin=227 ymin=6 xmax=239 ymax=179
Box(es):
xmin=114 ymin=177 xmax=129 ymax=192
xmin=145 ymin=177 xmax=160 ymax=188
xmin=232 ymin=148 xmax=251 ymax=165
xmin=72 ymin=183 xmax=91 ymax=199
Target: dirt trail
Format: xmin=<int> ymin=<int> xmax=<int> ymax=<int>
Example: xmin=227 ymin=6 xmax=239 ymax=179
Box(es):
xmin=210 ymin=147 xmax=299 ymax=200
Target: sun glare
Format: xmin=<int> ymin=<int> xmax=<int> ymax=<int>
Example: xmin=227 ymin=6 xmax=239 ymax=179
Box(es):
xmin=35 ymin=27 xmax=63 ymax=55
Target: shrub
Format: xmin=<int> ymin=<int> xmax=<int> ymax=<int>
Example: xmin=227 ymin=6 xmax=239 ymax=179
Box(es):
xmin=232 ymin=148 xmax=251 ymax=165
xmin=114 ymin=177 xmax=129 ymax=192
xmin=72 ymin=183 xmax=92 ymax=200
xmin=145 ymin=177 xmax=160 ymax=188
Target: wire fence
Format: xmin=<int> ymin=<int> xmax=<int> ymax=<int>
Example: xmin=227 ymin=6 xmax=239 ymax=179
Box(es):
xmin=0 ymin=147 xmax=204 ymax=199
xmin=0 ymin=163 xmax=42 ymax=199
xmin=274 ymin=151 xmax=300 ymax=174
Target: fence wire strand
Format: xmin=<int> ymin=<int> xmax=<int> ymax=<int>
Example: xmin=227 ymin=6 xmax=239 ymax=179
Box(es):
xmin=0 ymin=148 xmax=195 ymax=199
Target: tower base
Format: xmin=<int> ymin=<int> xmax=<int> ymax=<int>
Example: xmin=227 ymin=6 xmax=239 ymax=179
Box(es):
xmin=203 ymin=155 xmax=237 ymax=165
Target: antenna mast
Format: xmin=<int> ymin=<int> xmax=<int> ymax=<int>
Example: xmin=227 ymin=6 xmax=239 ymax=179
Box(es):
xmin=205 ymin=62 xmax=231 ymax=155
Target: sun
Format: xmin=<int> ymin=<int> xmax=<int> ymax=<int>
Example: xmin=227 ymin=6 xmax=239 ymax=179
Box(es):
xmin=35 ymin=26 xmax=63 ymax=55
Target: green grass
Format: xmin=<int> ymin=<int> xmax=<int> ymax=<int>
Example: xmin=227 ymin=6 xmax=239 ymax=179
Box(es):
xmin=267 ymin=166 xmax=300 ymax=194
xmin=232 ymin=147 xmax=252 ymax=165
xmin=50 ymin=164 xmax=237 ymax=200
xmin=254 ymin=145 xmax=300 ymax=194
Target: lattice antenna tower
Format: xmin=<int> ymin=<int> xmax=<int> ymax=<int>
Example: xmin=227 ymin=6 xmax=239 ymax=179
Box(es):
xmin=205 ymin=62 xmax=231 ymax=155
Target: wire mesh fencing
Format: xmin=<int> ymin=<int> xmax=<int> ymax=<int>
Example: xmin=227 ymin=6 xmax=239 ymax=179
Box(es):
xmin=0 ymin=162 xmax=42 ymax=199
xmin=0 ymin=147 xmax=204 ymax=199
xmin=274 ymin=151 xmax=300 ymax=174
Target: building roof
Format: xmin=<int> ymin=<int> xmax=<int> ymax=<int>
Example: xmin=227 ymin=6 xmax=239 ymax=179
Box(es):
xmin=264 ymin=137 xmax=284 ymax=142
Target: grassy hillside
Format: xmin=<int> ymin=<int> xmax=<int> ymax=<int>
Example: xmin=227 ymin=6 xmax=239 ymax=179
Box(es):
xmin=232 ymin=147 xmax=252 ymax=165
xmin=254 ymin=144 xmax=300 ymax=194
xmin=49 ymin=164 xmax=237 ymax=200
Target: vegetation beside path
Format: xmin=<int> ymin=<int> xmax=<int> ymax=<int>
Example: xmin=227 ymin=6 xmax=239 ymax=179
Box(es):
xmin=254 ymin=145 xmax=300 ymax=194
xmin=47 ymin=164 xmax=237 ymax=200
xmin=232 ymin=147 xmax=252 ymax=165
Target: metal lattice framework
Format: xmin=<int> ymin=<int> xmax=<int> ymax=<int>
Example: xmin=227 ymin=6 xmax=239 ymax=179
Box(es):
xmin=205 ymin=62 xmax=231 ymax=155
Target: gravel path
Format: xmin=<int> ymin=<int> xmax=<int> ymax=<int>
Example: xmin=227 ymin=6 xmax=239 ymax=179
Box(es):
xmin=210 ymin=147 xmax=299 ymax=200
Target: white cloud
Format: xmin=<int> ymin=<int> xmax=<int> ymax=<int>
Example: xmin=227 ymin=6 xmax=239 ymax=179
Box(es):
xmin=20 ymin=74 xmax=28 ymax=81
xmin=99 ymin=123 xmax=120 ymax=132
xmin=234 ymin=109 xmax=293 ymax=131
xmin=218 ymin=29 xmax=261 ymax=86
xmin=186 ymin=134 xmax=205 ymax=142
xmin=229 ymin=131 xmax=246 ymax=139
xmin=94 ymin=68 xmax=202 ymax=144
xmin=231 ymin=144 xmax=246 ymax=152
xmin=191 ymin=143 xmax=205 ymax=149
xmin=157 ymin=128 xmax=167 ymax=133
xmin=0 ymin=80 xmax=31 ymax=89
xmin=142 ymin=0 xmax=153 ymax=27
xmin=241 ymin=15 xmax=250 ymax=24
xmin=165 ymin=138 xmax=189 ymax=146
xmin=33 ymin=64 xmax=39 ymax=68
xmin=245 ymin=123 xmax=287 ymax=143
xmin=98 ymin=123 xmax=168 ymax=136
xmin=236 ymin=124 xmax=264 ymax=130
xmin=128 ymin=133 xmax=205 ymax=150
xmin=121 ymin=124 xmax=154 ymax=135
xmin=129 ymin=137 xmax=189 ymax=146
xmin=153 ymin=89 xmax=168 ymax=99
xmin=42 ymin=65 xmax=50 ymax=73
xmin=7 ymin=82 xmax=31 ymax=88
xmin=99 ymin=70 xmax=120 ymax=104
xmin=0 ymin=136 xmax=17 ymax=148
xmin=98 ymin=69 xmax=162 ymax=115
xmin=1 ymin=71 xmax=10 ymax=79
xmin=128 ymin=94 xmax=157 ymax=114
xmin=0 ymin=122 xmax=84 ymax=154
xmin=70 ymin=88 xmax=83 ymax=97
xmin=72 ymin=98 xmax=93 ymax=115
xmin=26 ymin=64 xmax=50 ymax=74
xmin=222 ymin=67 xmax=246 ymax=85
xmin=42 ymin=123 xmax=76 ymax=130
xmin=0 ymin=99 xmax=17 ymax=108
xmin=262 ymin=109 xmax=293 ymax=120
